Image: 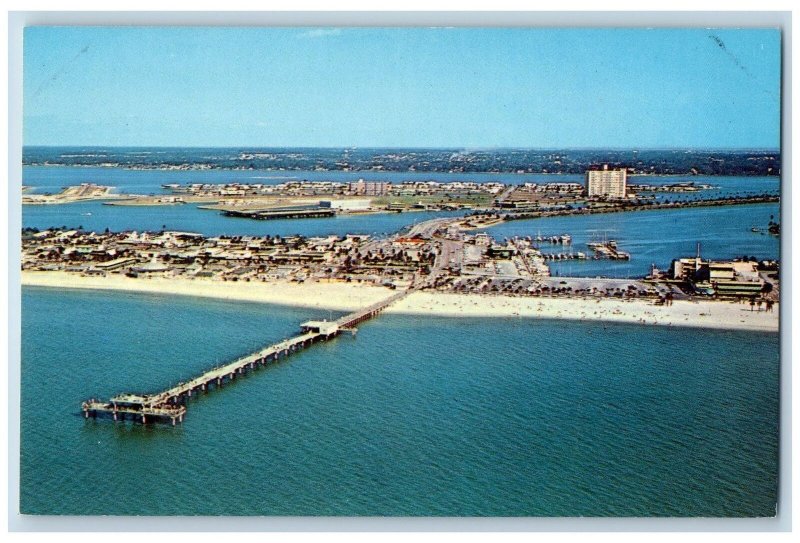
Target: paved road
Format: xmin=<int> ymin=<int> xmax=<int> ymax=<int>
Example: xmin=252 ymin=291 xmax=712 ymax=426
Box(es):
xmin=494 ymin=185 xmax=517 ymax=205
xmin=419 ymin=238 xmax=457 ymax=287
xmin=406 ymin=217 xmax=459 ymax=239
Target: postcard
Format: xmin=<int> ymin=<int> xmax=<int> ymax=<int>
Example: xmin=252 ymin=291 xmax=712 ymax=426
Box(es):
xmin=17 ymin=23 xmax=782 ymax=520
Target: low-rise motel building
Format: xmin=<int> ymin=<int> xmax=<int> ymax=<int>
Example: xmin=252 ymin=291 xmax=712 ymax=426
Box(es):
xmin=671 ymin=256 xmax=765 ymax=297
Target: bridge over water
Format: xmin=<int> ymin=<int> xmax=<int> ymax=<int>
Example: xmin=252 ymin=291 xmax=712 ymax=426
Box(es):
xmin=81 ymin=288 xmax=414 ymax=425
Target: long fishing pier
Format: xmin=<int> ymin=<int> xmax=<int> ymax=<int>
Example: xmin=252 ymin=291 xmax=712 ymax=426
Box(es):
xmin=81 ymin=289 xmax=413 ymax=425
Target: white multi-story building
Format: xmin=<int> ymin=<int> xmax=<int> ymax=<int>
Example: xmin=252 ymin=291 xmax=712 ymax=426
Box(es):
xmin=347 ymin=179 xmax=390 ymax=196
xmin=586 ymin=165 xmax=627 ymax=198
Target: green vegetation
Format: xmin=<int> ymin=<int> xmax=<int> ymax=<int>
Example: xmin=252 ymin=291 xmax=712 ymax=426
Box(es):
xmin=371 ymin=193 xmax=494 ymax=207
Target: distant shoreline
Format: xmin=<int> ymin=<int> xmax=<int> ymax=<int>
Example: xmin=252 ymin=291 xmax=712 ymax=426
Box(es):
xmin=21 ymin=271 xmax=779 ymax=332
xmin=20 ymin=162 xmax=782 ymax=178
xmin=21 ymin=147 xmax=781 ymax=177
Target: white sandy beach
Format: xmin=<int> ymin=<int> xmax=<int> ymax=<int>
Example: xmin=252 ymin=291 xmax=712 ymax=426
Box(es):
xmin=21 ymin=271 xmax=779 ymax=332
xmin=388 ymin=291 xmax=778 ymax=332
xmin=21 ymin=271 xmax=393 ymax=312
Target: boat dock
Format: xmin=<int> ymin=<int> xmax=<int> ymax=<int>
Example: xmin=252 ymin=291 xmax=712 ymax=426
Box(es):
xmin=587 ymin=240 xmax=631 ymax=260
xmin=542 ymin=251 xmax=588 ymax=261
xmin=81 ymin=289 xmax=413 ymax=425
xmin=534 ymin=233 xmax=572 ymax=245
xmin=223 ymin=207 xmax=336 ymax=220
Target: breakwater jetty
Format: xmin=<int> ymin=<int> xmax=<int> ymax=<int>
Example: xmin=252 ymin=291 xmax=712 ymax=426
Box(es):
xmin=81 ymin=289 xmax=413 ymax=425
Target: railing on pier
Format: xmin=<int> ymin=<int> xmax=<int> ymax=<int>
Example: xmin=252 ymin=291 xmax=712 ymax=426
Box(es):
xmin=335 ymin=288 xmax=415 ymax=329
xmin=81 ymin=288 xmax=415 ymax=425
xmin=143 ymin=331 xmax=322 ymax=407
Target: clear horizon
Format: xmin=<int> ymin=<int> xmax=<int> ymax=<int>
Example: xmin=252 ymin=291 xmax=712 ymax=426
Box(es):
xmin=24 ymin=27 xmax=782 ymax=149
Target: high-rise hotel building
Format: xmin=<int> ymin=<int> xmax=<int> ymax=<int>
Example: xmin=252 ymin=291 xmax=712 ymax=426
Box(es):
xmin=347 ymin=179 xmax=390 ymax=196
xmin=585 ymin=165 xmax=627 ymax=198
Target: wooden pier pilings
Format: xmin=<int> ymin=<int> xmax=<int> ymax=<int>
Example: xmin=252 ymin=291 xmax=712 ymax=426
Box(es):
xmin=81 ymin=288 xmax=414 ymax=426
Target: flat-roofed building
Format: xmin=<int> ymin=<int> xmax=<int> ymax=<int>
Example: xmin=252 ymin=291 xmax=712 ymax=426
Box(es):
xmin=94 ymin=257 xmax=138 ymax=271
xmin=709 ymin=262 xmax=735 ymax=282
xmin=711 ymin=261 xmax=764 ymax=296
xmin=319 ymin=199 xmax=372 ymax=211
xmin=586 ymin=165 xmax=627 ymax=198
xmin=672 ymin=257 xmax=708 ymax=281
xmin=674 ymin=255 xmax=764 ymax=297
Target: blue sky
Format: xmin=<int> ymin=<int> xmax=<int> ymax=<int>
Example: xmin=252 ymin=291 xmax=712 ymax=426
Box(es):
xmin=23 ymin=27 xmax=781 ymax=149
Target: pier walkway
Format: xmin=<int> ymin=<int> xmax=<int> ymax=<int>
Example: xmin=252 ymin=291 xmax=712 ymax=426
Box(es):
xmin=335 ymin=288 xmax=415 ymax=329
xmin=82 ymin=288 xmax=414 ymax=425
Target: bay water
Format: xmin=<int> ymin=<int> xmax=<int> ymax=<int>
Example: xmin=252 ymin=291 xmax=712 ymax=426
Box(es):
xmin=22 ymin=167 xmax=779 ymax=278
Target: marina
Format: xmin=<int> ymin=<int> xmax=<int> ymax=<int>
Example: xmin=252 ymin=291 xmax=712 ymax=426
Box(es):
xmin=533 ymin=233 xmax=572 ymax=245
xmin=542 ymin=251 xmax=588 ymax=261
xmin=587 ymin=240 xmax=631 ymax=260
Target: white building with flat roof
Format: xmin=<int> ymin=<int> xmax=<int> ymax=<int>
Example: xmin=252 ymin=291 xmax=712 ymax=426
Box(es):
xmin=586 ymin=165 xmax=627 ymax=198
xmin=319 ymin=199 xmax=372 ymax=211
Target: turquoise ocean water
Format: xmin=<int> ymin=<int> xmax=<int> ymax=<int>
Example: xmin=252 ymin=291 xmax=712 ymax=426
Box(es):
xmin=21 ymin=287 xmax=778 ymax=516
xmin=19 ymin=167 xmax=781 ymax=516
